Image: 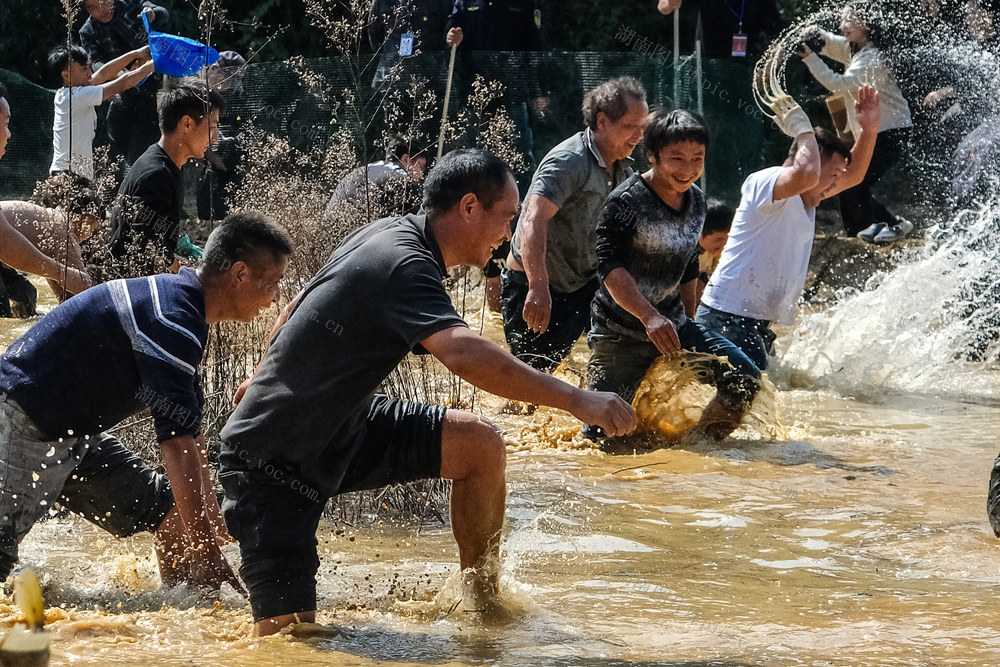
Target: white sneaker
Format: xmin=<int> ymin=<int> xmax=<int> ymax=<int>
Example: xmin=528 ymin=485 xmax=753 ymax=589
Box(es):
xmin=857 ymin=222 xmax=886 ymax=243
xmin=874 ymin=217 xmax=914 ymax=244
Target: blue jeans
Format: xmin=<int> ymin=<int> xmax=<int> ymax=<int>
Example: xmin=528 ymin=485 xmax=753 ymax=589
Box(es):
xmin=586 ymin=318 xmax=761 ymax=410
xmin=696 ymin=303 xmax=775 ymax=371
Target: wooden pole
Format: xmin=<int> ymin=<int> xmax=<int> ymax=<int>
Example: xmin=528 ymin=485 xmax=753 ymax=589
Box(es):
xmin=437 ymin=43 xmax=458 ymax=160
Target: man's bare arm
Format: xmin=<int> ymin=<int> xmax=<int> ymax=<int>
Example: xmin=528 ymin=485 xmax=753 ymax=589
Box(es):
xmin=824 ymin=86 xmax=882 ymax=198
xmin=91 ymin=45 xmax=151 ymax=85
xmin=604 ymin=267 xmax=681 ymax=357
xmin=193 ymin=432 xmax=232 ymax=545
xmin=0 ymin=208 xmax=91 ymax=293
xmin=516 ymin=194 xmax=560 ymax=333
xmin=680 ymin=278 xmax=698 ymax=319
xmin=160 ymin=434 xmax=242 ymax=590
xmin=772 ymin=132 xmax=820 ymax=201
xmin=422 ymin=326 xmax=637 ymax=436
xmin=100 ymin=60 xmax=155 ymax=102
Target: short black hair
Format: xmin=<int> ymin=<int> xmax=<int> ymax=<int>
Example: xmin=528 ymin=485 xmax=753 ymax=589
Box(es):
xmin=644 ymin=108 xmax=709 ymax=160
xmin=422 ymin=148 xmax=515 ymax=218
xmin=0 ymin=81 xmax=7 ymax=100
xmin=789 ymin=127 xmax=853 ymax=164
xmin=31 ymin=172 xmax=105 ymax=219
xmin=47 ymin=45 xmax=89 ymax=87
xmin=157 ymin=85 xmax=227 ymax=134
xmin=703 ymin=199 xmax=734 ymax=235
xmin=582 ymin=76 xmax=647 ymax=130
xmin=385 ymin=134 xmax=427 ymax=163
xmin=201 ymin=210 xmax=293 ymax=275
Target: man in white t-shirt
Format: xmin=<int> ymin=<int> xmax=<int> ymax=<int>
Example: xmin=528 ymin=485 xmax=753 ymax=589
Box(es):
xmin=697 ymin=86 xmax=882 ymax=370
xmin=47 ymin=44 xmax=154 ymax=178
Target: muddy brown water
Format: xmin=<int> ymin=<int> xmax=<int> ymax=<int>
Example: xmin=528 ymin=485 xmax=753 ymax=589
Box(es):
xmin=0 ymin=277 xmax=997 ymax=666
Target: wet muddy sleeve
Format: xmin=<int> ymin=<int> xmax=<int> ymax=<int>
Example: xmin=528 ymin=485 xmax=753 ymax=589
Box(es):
xmin=596 ymin=196 xmax=636 ymax=281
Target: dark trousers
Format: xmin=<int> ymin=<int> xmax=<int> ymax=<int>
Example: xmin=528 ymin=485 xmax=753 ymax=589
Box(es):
xmin=500 ymin=269 xmax=597 ymax=373
xmin=0 ymin=265 xmax=36 ymax=318
xmin=107 ymin=90 xmax=161 ymax=166
xmin=696 ymin=303 xmax=776 ymax=371
xmin=839 ymin=128 xmax=909 ymax=236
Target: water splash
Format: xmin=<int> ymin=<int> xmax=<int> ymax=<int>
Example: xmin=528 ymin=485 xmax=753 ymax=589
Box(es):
xmin=777 ymin=202 xmax=1000 ymax=400
xmin=634 ymin=353 xmax=787 ymax=443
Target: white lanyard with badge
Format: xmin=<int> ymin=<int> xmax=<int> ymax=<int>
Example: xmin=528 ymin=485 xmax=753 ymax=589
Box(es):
xmin=728 ymin=0 xmax=748 ymax=57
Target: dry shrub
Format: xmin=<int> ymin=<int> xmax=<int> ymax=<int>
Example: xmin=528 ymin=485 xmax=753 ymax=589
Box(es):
xmin=105 ymin=0 xmax=527 ymax=527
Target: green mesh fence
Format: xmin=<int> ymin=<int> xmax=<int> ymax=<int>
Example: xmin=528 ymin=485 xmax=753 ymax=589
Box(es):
xmin=0 ymin=52 xmax=770 ymax=204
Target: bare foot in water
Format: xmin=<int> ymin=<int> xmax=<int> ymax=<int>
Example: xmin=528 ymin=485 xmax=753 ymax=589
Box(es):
xmin=499 ymin=400 xmax=537 ymax=415
xmin=453 ymin=568 xmax=515 ymax=623
xmin=286 ymin=622 xmax=352 ymax=639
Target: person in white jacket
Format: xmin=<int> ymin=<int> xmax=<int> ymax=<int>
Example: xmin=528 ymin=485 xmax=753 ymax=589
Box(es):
xmin=798 ymin=3 xmax=914 ymax=243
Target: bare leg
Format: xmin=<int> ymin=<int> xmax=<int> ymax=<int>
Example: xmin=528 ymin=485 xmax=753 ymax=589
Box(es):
xmin=439 ymin=410 xmax=507 ymax=607
xmin=153 ymin=507 xmax=190 ymax=587
xmin=254 ymin=611 xmax=316 ymax=637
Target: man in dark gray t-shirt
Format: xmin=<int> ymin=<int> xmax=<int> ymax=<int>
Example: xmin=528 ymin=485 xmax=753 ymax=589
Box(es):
xmin=219 ymin=149 xmax=637 ymax=636
xmin=501 ymin=77 xmax=648 ymax=375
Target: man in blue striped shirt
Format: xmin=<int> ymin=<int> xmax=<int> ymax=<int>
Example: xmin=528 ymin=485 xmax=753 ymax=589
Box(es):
xmin=0 ymin=211 xmax=291 ymax=590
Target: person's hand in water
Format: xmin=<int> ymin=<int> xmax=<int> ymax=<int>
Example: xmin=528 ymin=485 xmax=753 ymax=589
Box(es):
xmin=186 ymin=540 xmax=245 ymax=593
xmin=569 ymin=390 xmax=637 ymax=437
xmin=643 ymin=312 xmax=682 ymax=358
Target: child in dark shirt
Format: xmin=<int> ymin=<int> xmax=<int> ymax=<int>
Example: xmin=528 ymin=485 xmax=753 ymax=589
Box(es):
xmin=696 ymin=199 xmax=734 ymax=306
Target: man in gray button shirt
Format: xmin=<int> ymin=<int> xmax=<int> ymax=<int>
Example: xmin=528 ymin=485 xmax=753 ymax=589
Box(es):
xmin=501 ymin=76 xmax=648 ymax=375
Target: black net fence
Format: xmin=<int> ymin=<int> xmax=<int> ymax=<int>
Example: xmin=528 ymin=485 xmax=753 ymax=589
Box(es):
xmin=1 ymin=51 xmax=775 ymax=207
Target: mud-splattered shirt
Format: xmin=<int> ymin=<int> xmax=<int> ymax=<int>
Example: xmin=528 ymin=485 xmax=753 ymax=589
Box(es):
xmin=591 ymin=173 xmax=706 ymax=341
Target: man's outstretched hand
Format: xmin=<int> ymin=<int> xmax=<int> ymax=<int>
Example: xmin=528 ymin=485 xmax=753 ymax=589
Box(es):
xmin=570 ymin=390 xmax=637 ymax=437
xmin=187 ymin=542 xmax=246 ymax=594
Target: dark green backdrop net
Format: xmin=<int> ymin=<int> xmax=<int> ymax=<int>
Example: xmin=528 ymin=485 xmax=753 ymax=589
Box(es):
xmin=0 ymin=52 xmax=769 ymax=206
